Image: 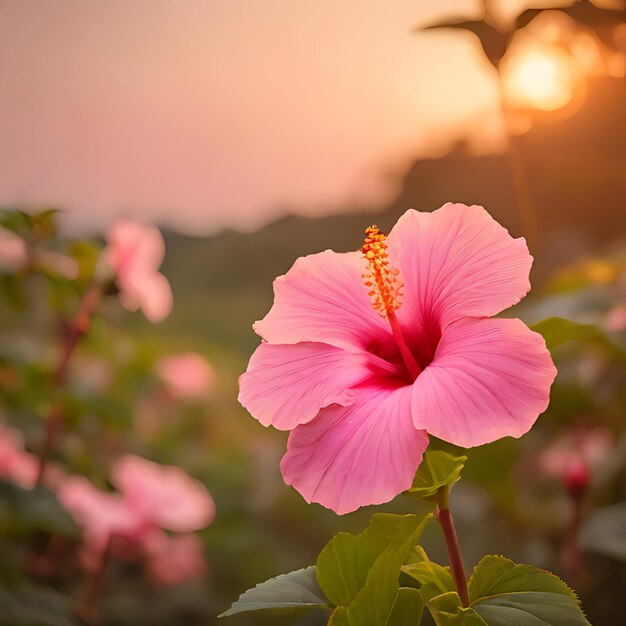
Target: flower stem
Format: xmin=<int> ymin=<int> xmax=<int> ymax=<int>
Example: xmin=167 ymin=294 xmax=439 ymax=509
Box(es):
xmin=79 ymin=535 xmax=113 ymax=626
xmin=36 ymin=282 xmax=102 ymax=485
xmin=435 ymin=485 xmax=470 ymax=608
xmin=496 ymin=73 xmax=539 ymax=248
xmin=563 ymin=491 xmax=584 ymax=585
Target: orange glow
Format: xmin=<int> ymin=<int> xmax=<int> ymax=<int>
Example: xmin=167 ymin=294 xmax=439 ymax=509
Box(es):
xmin=0 ymin=1 xmax=502 ymax=236
xmin=503 ymin=44 xmax=579 ymax=112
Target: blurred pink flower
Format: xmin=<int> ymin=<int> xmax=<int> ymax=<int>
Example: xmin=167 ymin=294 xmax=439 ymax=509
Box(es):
xmin=58 ymin=463 xmax=214 ymax=580
xmin=57 ymin=476 xmax=147 ymax=561
xmin=0 ymin=227 xmax=79 ymax=278
xmin=539 ymin=426 xmax=613 ymax=495
xmin=240 ymin=203 xmax=557 ymax=514
xmin=155 ymin=352 xmax=215 ymax=400
xmin=605 ymin=303 xmax=626 ymax=331
xmin=0 ymin=228 xmax=27 ymax=272
xmin=104 ymin=219 xmax=173 ymax=323
xmin=142 ymin=529 xmax=207 ymax=586
xmin=111 ymin=454 xmax=215 ymax=533
xmin=0 ymin=426 xmax=38 ymax=489
xmin=34 ymin=249 xmax=79 ymax=280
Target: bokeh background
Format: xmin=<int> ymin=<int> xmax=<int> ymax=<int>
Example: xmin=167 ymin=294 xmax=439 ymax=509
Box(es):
xmin=0 ymin=0 xmax=625 ymax=624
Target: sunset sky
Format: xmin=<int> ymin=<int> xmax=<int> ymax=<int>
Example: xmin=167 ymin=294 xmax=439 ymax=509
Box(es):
xmin=0 ymin=0 xmax=558 ymax=235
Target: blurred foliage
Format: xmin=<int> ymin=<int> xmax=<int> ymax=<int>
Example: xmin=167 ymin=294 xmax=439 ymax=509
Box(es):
xmin=0 ymin=584 xmax=73 ymax=626
xmin=0 ymin=208 xmax=59 ymax=243
xmin=1 ymin=3 xmax=626 ymax=611
xmin=0 ymin=179 xmax=626 ymax=626
xmin=580 ymin=503 xmax=626 ymax=560
xmin=417 ymin=0 xmax=626 ymax=68
xmin=0 ymin=482 xmax=77 ymax=538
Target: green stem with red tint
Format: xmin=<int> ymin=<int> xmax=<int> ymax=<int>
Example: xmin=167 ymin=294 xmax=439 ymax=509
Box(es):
xmin=79 ymin=534 xmax=113 ymax=625
xmin=435 ymin=484 xmax=470 ymax=608
xmin=36 ymin=282 xmax=103 ymax=485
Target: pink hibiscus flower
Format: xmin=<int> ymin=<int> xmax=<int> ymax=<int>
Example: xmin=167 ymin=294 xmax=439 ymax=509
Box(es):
xmin=239 ymin=203 xmax=557 ymax=514
xmin=155 ymin=352 xmax=216 ymax=400
xmin=105 ymin=219 xmax=173 ymax=323
xmin=57 ymin=476 xmax=147 ymax=567
xmin=111 ymin=454 xmax=215 ymax=533
xmin=0 ymin=228 xmax=27 ymax=272
xmin=142 ymin=529 xmax=207 ymax=586
xmin=539 ymin=426 xmax=613 ymax=496
xmin=605 ymin=303 xmax=626 ymax=331
xmin=0 ymin=425 xmax=38 ymax=489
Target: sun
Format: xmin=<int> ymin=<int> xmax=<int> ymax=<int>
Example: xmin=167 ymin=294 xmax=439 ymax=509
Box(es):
xmin=503 ymin=45 xmax=578 ymax=112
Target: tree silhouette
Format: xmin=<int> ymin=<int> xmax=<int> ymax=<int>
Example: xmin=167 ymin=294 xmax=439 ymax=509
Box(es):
xmin=417 ymin=0 xmax=626 ymax=69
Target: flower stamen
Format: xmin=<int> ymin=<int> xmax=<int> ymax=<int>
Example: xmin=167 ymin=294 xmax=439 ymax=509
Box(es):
xmin=361 ymin=226 xmax=421 ymax=380
xmin=361 ymin=226 xmax=402 ymax=317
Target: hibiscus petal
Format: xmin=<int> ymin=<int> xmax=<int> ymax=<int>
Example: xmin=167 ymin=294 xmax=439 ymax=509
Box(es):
xmin=281 ymin=386 xmax=429 ymax=514
xmin=386 ymin=204 xmax=532 ymax=329
xmin=412 ymin=318 xmax=557 ymax=448
xmin=106 ymin=220 xmax=166 ymax=276
xmin=239 ymin=342 xmax=397 ymax=430
xmin=254 ymin=250 xmax=391 ymax=351
xmin=124 ymin=271 xmax=173 ymax=323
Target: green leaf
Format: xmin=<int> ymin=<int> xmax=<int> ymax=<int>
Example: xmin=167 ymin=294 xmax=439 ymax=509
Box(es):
xmin=316 ymin=514 xmax=417 ymax=606
xmin=530 ymin=316 xmax=625 ymax=359
xmin=473 ymin=593 xmax=590 ymax=626
xmin=0 ymin=481 xmax=78 ymax=538
xmin=404 ymin=450 xmax=467 ymax=501
xmin=428 ymin=592 xmax=486 ymax=625
xmin=580 ymin=503 xmax=626 ymax=561
xmin=317 ymin=513 xmax=431 ymax=626
xmin=386 ymin=587 xmax=424 ymax=626
xmin=0 ymin=274 xmax=26 ymax=309
xmin=0 ymin=210 xmax=32 ymax=238
xmin=468 ymin=555 xmax=577 ymax=601
xmin=402 ymin=546 xmax=455 ymax=603
xmin=0 ymin=584 xmax=73 ymax=626
xmin=219 ymin=566 xmax=331 ymax=617
xmin=467 ymin=556 xmax=590 ymax=626
xmin=67 ymin=240 xmax=101 ymax=283
xmin=329 ymin=607 xmax=348 ymax=625
xmin=30 ymin=209 xmax=59 ymax=241
xmin=0 ymin=209 xmax=59 ymax=242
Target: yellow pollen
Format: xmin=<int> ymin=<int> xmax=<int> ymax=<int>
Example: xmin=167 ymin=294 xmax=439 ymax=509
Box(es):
xmin=361 ymin=225 xmax=403 ymax=316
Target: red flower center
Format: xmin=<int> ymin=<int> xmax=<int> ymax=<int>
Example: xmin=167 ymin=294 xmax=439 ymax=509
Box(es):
xmin=362 ymin=226 xmax=441 ymax=382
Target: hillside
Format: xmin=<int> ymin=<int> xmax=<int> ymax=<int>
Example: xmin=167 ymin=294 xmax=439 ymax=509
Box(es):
xmin=159 ymin=75 xmax=626 ymax=351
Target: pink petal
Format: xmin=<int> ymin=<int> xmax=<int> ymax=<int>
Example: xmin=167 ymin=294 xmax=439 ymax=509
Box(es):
xmin=539 ymin=427 xmax=613 ymax=477
xmin=254 ymin=250 xmax=391 ymax=351
xmin=143 ymin=529 xmax=207 ymax=586
xmin=605 ymin=304 xmax=626 ymax=331
xmin=105 ymin=219 xmax=173 ymax=323
xmin=0 ymin=426 xmax=38 ymax=490
xmin=386 ymin=204 xmax=532 ymax=330
xmin=412 ymin=318 xmax=557 ymax=448
xmin=111 ymin=455 xmax=215 ymax=533
xmin=156 ymin=353 xmax=215 ymax=399
xmin=122 ymin=271 xmax=173 ymax=323
xmin=239 ymin=342 xmax=399 ymax=430
xmin=281 ymin=385 xmax=428 ymax=514
xmin=106 ymin=219 xmax=165 ymax=277
xmin=57 ymin=476 xmax=147 ymax=554
xmin=0 ymin=228 xmax=27 ymax=271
